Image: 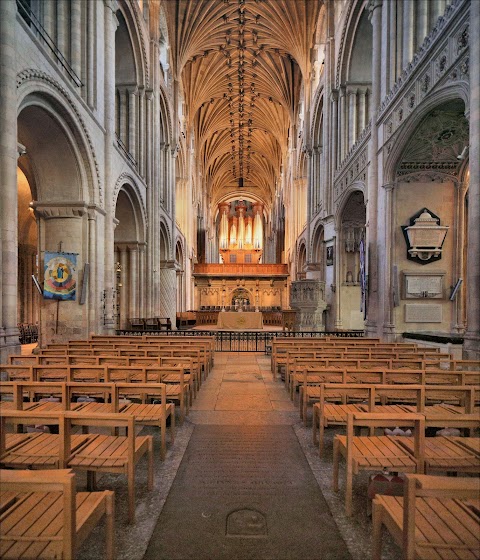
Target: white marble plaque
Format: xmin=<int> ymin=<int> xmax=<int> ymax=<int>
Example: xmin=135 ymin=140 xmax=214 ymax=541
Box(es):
xmin=405 ymin=304 xmax=442 ymax=323
xmin=402 ymin=272 xmax=445 ymax=299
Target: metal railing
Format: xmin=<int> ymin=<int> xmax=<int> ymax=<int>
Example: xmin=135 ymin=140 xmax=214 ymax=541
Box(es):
xmin=115 ymin=329 xmax=365 ymax=352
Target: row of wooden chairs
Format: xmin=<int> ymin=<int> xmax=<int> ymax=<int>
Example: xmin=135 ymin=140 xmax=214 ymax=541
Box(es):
xmin=331 ymin=411 xmax=480 ymax=517
xmin=1 ymin=365 xmax=190 ymax=423
xmin=311 ymin=383 xmax=478 ymax=456
xmin=297 ymin=367 xmax=480 ymax=422
xmin=1 ymin=408 xmax=153 ymax=525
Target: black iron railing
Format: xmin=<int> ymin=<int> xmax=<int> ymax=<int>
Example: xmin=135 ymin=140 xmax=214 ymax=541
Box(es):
xmin=115 ymin=329 xmax=365 ymax=352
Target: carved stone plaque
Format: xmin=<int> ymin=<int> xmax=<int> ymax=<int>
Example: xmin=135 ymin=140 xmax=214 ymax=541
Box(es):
xmin=402 ymin=271 xmax=445 ymax=299
xmin=405 ymin=304 xmax=442 ymax=323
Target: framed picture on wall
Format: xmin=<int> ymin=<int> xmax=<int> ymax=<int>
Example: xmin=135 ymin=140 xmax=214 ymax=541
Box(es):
xmin=326 ymin=246 xmax=334 ymax=266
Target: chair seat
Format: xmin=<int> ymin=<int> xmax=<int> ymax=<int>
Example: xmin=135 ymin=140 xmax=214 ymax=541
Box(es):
xmin=335 ymin=435 xmax=417 ymax=471
xmin=0 ymin=489 xmax=112 ymax=560
xmin=374 ymin=494 xmax=480 ymax=559
xmin=1 ymin=434 xmax=92 ymax=469
xmin=68 ymin=434 xmax=151 ymax=471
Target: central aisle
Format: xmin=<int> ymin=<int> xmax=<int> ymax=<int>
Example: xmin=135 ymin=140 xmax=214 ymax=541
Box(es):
xmin=143 ymin=352 xmax=351 ymax=559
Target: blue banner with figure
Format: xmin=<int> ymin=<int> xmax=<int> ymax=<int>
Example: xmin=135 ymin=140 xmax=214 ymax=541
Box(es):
xmin=43 ymin=252 xmax=77 ymax=300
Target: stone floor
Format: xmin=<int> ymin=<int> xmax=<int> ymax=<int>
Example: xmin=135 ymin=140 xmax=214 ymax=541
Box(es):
xmin=68 ymin=351 xmax=401 ymax=559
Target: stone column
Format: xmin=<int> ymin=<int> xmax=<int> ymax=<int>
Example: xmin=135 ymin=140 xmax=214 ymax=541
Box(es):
xmin=128 ymin=87 xmax=137 ymax=161
xmin=348 ymin=89 xmax=357 ymax=149
xmin=0 ymin=0 xmax=20 ymax=360
xmin=87 ymin=0 xmax=95 ymax=107
xmin=416 ymin=0 xmax=429 ymax=50
xmin=138 ymin=88 xmax=145 ymax=177
xmin=358 ymin=89 xmax=367 ymax=133
xmin=464 ymin=0 xmax=480 ymax=358
xmin=128 ymin=244 xmax=138 ymax=319
xmin=43 ymin=0 xmax=55 ymax=39
xmin=103 ymin=1 xmax=118 ymax=333
xmin=70 ymin=0 xmax=82 ymax=81
xmin=160 ymin=260 xmax=176 ymax=328
xmin=365 ymin=0 xmax=382 ymax=337
xmin=339 ymin=87 xmax=346 ymax=162
xmin=452 ymin=181 xmax=467 ymax=333
xmin=330 ymin=89 xmax=339 ymax=184
xmin=33 ymin=203 xmax=88 ymax=344
xmin=119 ymin=245 xmax=128 ymax=329
xmin=57 ymin=0 xmax=68 ymax=59
xmin=402 ymin=0 xmax=414 ymax=68
xmin=138 ymin=242 xmax=146 ymax=318
xmin=388 ymin=0 xmax=397 ymax=90
xmin=380 ymin=183 xmax=395 ymax=339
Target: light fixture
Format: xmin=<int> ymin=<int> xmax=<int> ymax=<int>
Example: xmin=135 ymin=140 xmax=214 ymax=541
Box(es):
xmin=402 ymin=208 xmax=448 ymax=264
xmin=456 ymin=146 xmax=468 ymax=160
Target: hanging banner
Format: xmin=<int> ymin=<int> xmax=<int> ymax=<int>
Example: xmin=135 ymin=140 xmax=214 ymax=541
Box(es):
xmin=43 ymin=252 xmax=77 ymax=300
xmin=359 ymin=238 xmax=367 ymax=319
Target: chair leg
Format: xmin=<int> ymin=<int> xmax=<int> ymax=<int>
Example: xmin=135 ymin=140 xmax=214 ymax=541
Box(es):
xmin=128 ymin=464 xmax=135 ymax=524
xmin=170 ymin=406 xmax=175 ymax=443
xmin=319 ymin=420 xmax=325 ymax=457
xmin=345 ymin=459 xmax=353 ymax=517
xmin=147 ymin=437 xmax=154 ymax=491
xmin=160 ymin=418 xmax=166 ymax=461
xmin=371 ymin=499 xmax=384 ymax=560
xmin=105 ymin=491 xmax=116 ymax=560
xmin=312 ymin=406 xmax=318 ymax=446
xmin=333 ymin=439 xmax=340 ymax=492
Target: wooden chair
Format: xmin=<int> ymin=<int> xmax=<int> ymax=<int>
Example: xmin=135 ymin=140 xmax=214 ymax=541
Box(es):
xmin=0 ymin=468 xmax=115 ymax=560
xmin=116 ymin=382 xmax=175 ymax=460
xmin=372 ymin=474 xmax=480 ymax=560
xmin=64 ymin=411 xmax=154 ymax=524
xmin=333 ymin=412 xmax=425 ymax=516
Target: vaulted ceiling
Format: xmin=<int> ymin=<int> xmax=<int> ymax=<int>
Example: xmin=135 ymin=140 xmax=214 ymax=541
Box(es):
xmin=162 ymin=0 xmax=321 ymax=210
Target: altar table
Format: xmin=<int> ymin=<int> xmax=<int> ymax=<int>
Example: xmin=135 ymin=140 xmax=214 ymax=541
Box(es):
xmin=216 ymin=311 xmax=263 ymax=330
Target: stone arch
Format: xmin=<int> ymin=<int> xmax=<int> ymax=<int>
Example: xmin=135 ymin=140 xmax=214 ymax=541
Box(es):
xmin=310 ymin=221 xmax=325 ymax=282
xmin=337 ymin=190 xmax=366 ymax=331
xmin=16 ymin=88 xmax=97 ymax=344
xmin=17 ymin=78 xmax=100 ymax=204
xmin=175 ymin=236 xmax=186 ymax=312
xmin=159 ymin=219 xmax=173 ymax=261
xmin=296 ymin=238 xmax=308 ymax=280
xmin=114 ymin=182 xmax=147 ymax=329
xmin=383 ymin=85 xmax=469 ymax=183
xmin=116 ymin=0 xmax=149 ymax=88
xmin=336 ymin=0 xmax=370 ymax=88
xmin=113 ymin=172 xmax=147 ymax=233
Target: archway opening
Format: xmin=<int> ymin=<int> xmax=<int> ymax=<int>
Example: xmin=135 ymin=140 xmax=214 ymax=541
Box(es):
xmin=339 ymin=191 xmax=365 ymax=330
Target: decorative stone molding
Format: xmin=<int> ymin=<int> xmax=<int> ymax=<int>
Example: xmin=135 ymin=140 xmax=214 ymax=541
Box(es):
xmin=16 ymin=69 xmax=103 ymax=205
xmin=112 ymin=171 xmax=148 ymax=228
xmin=378 ymin=0 xmax=469 ymax=122
xmin=31 ymin=201 xmax=89 ymax=219
xmin=333 ymin=141 xmax=369 ymax=208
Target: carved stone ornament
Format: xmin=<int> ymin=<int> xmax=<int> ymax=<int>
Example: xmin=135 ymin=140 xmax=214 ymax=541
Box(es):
xmin=401 ymin=208 xmax=448 ymax=265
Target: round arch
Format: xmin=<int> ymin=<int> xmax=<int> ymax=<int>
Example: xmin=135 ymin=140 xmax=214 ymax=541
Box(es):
xmin=383 ymin=84 xmax=469 ymax=184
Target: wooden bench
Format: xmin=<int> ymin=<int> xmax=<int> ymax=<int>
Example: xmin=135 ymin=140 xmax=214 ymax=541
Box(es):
xmin=0 ymin=469 xmax=115 ymax=560
xmin=372 ymin=474 xmax=480 ymax=560
xmin=333 ymin=412 xmax=425 ymax=516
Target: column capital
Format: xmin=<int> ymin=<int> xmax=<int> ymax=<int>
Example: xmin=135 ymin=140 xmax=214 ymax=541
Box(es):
xmin=32 ymin=201 xmax=88 ymax=219
xmin=368 ymin=0 xmax=382 ymax=19
xmin=330 ymin=89 xmax=339 ymax=102
xmin=381 ymin=182 xmax=396 ymax=191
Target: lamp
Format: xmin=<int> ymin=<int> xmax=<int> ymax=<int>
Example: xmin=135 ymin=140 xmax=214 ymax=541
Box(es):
xmin=402 ymin=209 xmax=448 ymax=263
